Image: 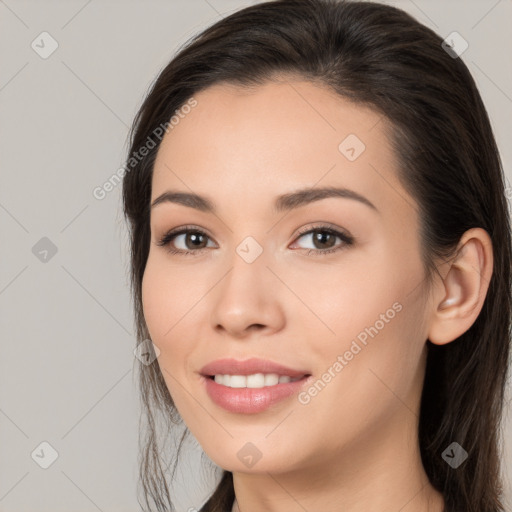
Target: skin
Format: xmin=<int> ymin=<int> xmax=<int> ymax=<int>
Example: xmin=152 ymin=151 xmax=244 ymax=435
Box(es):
xmin=142 ymin=78 xmax=493 ymax=512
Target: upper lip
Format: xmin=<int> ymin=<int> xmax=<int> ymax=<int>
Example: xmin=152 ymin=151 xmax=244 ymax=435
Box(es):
xmin=200 ymin=358 xmax=311 ymax=378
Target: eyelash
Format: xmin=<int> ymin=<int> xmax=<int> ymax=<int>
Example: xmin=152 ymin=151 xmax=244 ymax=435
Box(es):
xmin=156 ymin=223 xmax=354 ymax=257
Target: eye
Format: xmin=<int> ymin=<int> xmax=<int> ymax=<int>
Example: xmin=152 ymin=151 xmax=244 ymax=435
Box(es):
xmin=156 ymin=225 xmax=215 ymax=256
xmin=156 ymin=223 xmax=354 ymax=257
xmin=291 ymin=224 xmax=354 ymax=256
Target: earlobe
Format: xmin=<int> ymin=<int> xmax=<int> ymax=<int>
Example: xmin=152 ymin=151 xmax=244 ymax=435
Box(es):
xmin=427 ymin=228 xmax=493 ymax=345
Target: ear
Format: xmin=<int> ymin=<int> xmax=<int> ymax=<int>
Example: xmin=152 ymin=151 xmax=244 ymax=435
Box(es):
xmin=427 ymin=227 xmax=493 ymax=345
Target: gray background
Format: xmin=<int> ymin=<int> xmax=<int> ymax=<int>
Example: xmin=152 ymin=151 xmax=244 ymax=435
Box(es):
xmin=1 ymin=0 xmax=511 ymax=511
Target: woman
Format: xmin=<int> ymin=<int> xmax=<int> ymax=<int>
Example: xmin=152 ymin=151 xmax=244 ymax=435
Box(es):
xmin=122 ymin=1 xmax=511 ymax=511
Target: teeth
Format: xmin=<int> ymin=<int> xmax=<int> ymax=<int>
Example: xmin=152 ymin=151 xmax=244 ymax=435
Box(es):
xmin=213 ymin=373 xmax=302 ymax=388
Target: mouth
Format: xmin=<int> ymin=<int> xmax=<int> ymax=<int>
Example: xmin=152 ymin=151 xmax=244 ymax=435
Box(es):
xmin=204 ymin=373 xmax=311 ymax=388
xmin=199 ymin=357 xmax=311 ymax=383
xmin=201 ymin=372 xmax=313 ymax=414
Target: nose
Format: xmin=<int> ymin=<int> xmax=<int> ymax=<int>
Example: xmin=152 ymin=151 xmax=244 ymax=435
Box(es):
xmin=209 ymin=252 xmax=286 ymax=339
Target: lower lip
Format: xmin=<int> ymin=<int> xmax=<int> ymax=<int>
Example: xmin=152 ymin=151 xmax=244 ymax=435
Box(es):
xmin=201 ymin=374 xmax=311 ymax=414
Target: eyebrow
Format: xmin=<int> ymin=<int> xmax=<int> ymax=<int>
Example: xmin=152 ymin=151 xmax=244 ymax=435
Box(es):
xmin=150 ymin=186 xmax=378 ymax=214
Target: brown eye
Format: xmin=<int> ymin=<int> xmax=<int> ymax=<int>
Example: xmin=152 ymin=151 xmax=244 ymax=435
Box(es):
xmin=181 ymin=231 xmax=209 ymax=250
xmin=292 ymin=225 xmax=354 ymax=256
xmin=156 ymin=226 xmax=215 ymax=255
xmin=156 ymin=224 xmax=354 ymax=257
xmin=309 ymin=230 xmax=337 ymax=250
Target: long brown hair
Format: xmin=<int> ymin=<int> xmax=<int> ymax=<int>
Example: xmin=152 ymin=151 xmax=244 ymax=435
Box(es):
xmin=122 ymin=1 xmax=512 ymax=511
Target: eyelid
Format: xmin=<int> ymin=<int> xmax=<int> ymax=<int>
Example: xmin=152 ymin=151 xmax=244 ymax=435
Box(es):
xmin=293 ymin=221 xmax=351 ymax=239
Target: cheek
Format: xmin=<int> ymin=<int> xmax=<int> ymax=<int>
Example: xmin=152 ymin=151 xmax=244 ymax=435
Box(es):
xmin=140 ymin=254 xmax=190 ymax=365
xmin=141 ymin=259 xmax=191 ymax=404
xmin=299 ymin=294 xmax=425 ymax=448
xmin=141 ymin=254 xmax=207 ymax=373
xmin=303 ymin=250 xmax=427 ymax=406
xmin=292 ymin=257 xmax=401 ymax=347
xmin=141 ymin=259 xmax=168 ymax=341
xmin=141 ymin=252 xmax=199 ymax=340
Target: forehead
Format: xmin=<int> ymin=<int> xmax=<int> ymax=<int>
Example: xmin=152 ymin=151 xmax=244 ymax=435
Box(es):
xmin=151 ymin=79 xmax=414 ymax=219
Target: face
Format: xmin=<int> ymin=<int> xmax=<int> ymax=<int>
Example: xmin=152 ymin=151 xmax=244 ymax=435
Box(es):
xmin=142 ymin=79 xmax=432 ymax=475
